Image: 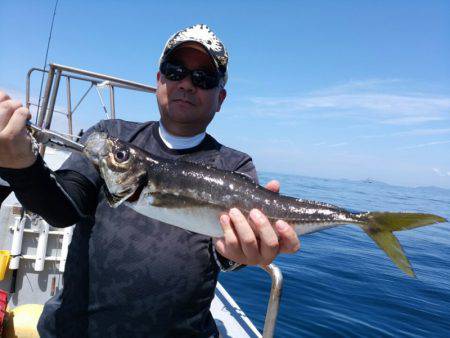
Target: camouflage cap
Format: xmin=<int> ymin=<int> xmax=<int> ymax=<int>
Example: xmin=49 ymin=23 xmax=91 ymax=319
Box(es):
xmin=160 ymin=24 xmax=228 ymax=84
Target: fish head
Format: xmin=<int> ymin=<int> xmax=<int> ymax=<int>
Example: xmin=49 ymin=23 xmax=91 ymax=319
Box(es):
xmin=83 ymin=132 xmax=148 ymax=207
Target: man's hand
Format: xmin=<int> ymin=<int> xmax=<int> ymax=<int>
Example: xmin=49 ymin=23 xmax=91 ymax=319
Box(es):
xmin=0 ymin=91 xmax=36 ymax=169
xmin=214 ymin=180 xmax=300 ymax=266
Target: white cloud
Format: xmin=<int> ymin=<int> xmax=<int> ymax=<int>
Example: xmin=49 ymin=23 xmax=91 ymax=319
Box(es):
xmin=381 ymin=116 xmax=447 ymax=125
xmin=329 ymin=142 xmax=348 ymax=147
xmin=432 ymin=168 xmax=450 ymax=177
xmin=397 ymin=140 xmax=450 ymax=150
xmin=248 ymin=79 xmax=450 ymax=125
xmin=356 ymin=127 xmax=450 ymax=140
xmin=311 ymin=141 xmax=348 ymax=147
xmin=308 ymin=78 xmax=404 ymax=95
xmin=394 ymin=128 xmax=450 ymax=137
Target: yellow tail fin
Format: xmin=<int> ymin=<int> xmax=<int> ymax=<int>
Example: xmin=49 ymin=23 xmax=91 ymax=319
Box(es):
xmin=360 ymin=212 xmax=447 ymax=277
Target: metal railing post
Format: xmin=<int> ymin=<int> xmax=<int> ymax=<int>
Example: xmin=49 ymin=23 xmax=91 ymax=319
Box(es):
xmin=26 ymin=68 xmax=34 ymax=109
xmin=37 ymin=66 xmax=55 ymax=128
xmin=44 ymin=69 xmax=62 ymax=130
xmin=109 ymin=85 xmax=115 ymax=119
xmin=66 ymin=77 xmax=73 ymax=138
xmin=261 ymin=264 xmax=283 ymax=338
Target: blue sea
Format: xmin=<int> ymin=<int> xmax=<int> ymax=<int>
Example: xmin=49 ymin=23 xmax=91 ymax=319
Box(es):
xmin=219 ymin=172 xmax=450 ymax=337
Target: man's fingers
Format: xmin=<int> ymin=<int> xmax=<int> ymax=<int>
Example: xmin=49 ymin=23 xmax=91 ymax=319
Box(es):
xmin=2 ymin=107 xmax=31 ymax=137
xmin=215 ymin=214 xmax=243 ymax=258
xmin=219 ymin=213 xmax=240 ymax=251
xmin=265 ymin=180 xmax=280 ymax=193
xmin=229 ymin=208 xmax=259 ymax=264
xmin=276 ymin=220 xmax=300 ymax=254
xmin=249 ymin=209 xmax=279 ymax=265
xmin=0 ymin=100 xmax=23 ymax=131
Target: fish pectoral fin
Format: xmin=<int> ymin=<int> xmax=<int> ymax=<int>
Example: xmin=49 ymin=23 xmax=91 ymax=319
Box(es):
xmin=150 ymin=193 xmax=209 ymax=209
xmin=363 ymin=228 xmax=415 ymax=278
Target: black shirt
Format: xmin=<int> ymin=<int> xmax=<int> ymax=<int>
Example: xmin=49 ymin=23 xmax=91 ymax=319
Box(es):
xmin=0 ymin=120 xmax=257 ymax=337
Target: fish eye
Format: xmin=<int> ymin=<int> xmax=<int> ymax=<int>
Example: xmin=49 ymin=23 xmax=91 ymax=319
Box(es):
xmin=114 ymin=149 xmax=129 ymax=163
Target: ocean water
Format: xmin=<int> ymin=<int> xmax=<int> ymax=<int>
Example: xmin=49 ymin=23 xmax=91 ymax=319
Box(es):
xmin=219 ymin=172 xmax=450 ymax=337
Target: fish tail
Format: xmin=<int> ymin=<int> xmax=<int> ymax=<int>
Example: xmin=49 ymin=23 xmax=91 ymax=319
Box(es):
xmin=359 ymin=212 xmax=447 ymax=277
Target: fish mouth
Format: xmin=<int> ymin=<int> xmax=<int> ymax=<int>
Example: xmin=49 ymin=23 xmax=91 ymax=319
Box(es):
xmin=83 ymin=132 xmax=110 ymax=166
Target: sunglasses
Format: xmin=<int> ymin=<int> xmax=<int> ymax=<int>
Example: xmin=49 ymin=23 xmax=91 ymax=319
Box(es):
xmin=160 ymin=60 xmax=222 ymax=90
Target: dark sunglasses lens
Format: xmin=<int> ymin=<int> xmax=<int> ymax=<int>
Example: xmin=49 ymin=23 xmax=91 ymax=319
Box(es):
xmin=162 ymin=62 xmax=187 ymax=81
xmin=191 ymin=70 xmax=220 ymax=89
xmin=161 ymin=61 xmax=221 ymax=89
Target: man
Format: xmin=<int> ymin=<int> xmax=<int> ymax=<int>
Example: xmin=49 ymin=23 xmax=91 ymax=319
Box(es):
xmin=0 ymin=24 xmax=299 ymax=337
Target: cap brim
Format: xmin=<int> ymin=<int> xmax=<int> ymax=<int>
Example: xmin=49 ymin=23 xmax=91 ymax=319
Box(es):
xmin=164 ymin=40 xmax=221 ymax=72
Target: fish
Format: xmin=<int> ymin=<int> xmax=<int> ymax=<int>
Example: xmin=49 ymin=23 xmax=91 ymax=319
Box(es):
xmin=81 ymin=131 xmax=447 ymax=277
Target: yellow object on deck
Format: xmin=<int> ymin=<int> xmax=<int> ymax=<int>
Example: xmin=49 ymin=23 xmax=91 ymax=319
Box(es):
xmin=0 ymin=250 xmax=10 ymax=281
xmin=3 ymin=304 xmax=44 ymax=338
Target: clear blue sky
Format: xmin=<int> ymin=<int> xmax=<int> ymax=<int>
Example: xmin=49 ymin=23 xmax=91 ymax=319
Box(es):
xmin=1 ymin=1 xmax=449 ymax=188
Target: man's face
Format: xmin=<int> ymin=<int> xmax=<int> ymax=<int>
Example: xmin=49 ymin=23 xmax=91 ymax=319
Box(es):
xmin=156 ymin=46 xmax=226 ymax=136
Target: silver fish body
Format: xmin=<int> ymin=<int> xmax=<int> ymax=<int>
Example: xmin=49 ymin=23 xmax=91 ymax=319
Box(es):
xmin=83 ymin=132 xmax=447 ymax=277
xmin=84 ymin=132 xmax=362 ymax=236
